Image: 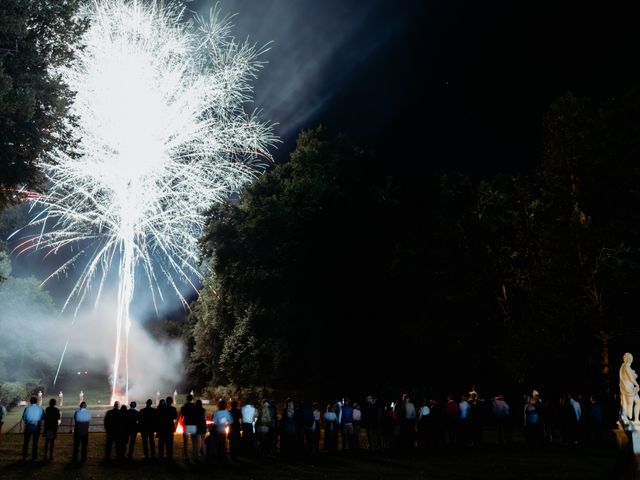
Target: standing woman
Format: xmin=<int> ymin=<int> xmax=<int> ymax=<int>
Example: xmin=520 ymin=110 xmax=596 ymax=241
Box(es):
xmin=194 ymin=399 xmax=207 ymax=459
xmin=323 ymin=405 xmax=339 ymax=452
xmin=43 ymin=398 xmax=61 ymax=460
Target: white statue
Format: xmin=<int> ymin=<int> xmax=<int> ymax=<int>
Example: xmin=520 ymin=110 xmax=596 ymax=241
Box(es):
xmin=156 ymin=391 xmax=160 ymax=406
xmin=59 ymin=391 xmax=64 ymax=407
xmin=620 ymin=352 xmax=640 ymax=422
xmin=79 ymin=390 xmax=84 ymax=404
xmin=173 ymin=389 xmax=177 ymax=405
xmin=37 ymin=390 xmax=43 ymax=406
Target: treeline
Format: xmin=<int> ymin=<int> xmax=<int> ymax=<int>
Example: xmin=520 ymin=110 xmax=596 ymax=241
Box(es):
xmin=187 ymin=90 xmax=640 ymax=400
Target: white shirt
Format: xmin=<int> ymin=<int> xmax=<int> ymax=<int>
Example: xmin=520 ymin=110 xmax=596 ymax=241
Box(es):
xmin=241 ymin=404 xmax=258 ymax=424
xmin=405 ymin=401 xmax=416 ymax=420
xmin=324 ymin=412 xmax=338 ymax=423
xmin=569 ymin=399 xmax=581 ymax=421
xmin=459 ymin=400 xmax=470 ymax=420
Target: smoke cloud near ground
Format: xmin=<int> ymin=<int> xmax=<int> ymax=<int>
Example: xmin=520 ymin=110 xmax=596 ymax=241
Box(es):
xmin=0 ymin=255 xmax=185 ymax=401
xmin=64 ymin=299 xmax=185 ymax=401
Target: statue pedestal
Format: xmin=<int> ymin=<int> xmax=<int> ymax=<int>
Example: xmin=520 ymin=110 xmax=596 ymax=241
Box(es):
xmin=615 ymin=419 xmax=640 ymax=479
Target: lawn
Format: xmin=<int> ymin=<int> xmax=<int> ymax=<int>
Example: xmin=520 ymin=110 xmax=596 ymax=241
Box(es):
xmin=0 ymin=432 xmax=622 ymax=480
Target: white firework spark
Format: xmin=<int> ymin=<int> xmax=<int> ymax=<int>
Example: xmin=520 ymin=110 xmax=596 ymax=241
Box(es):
xmin=13 ymin=0 xmax=275 ymax=402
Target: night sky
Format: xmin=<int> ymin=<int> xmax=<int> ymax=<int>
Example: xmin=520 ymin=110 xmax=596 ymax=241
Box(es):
xmin=9 ymin=0 xmax=640 ymax=315
xmin=197 ymin=1 xmax=640 ymax=176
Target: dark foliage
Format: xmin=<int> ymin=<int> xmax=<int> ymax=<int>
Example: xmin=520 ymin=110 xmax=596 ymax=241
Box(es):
xmin=188 ymin=91 xmax=640 ymax=400
xmin=0 ymin=0 xmax=87 ymax=207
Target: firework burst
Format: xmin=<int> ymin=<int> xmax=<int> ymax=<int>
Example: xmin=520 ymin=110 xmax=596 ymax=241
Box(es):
xmin=13 ymin=0 xmax=276 ymax=402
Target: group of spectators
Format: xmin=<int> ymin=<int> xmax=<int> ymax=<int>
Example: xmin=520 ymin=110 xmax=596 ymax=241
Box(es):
xmin=11 ymin=388 xmax=613 ymax=464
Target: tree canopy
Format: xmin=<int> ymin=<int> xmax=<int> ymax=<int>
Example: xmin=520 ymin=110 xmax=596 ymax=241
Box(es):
xmin=188 ymin=90 xmax=640 ymax=400
xmin=0 ymin=0 xmax=87 ymax=207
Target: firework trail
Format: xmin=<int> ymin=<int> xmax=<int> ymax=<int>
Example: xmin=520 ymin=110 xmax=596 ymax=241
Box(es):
xmin=12 ymin=0 xmax=275 ymax=403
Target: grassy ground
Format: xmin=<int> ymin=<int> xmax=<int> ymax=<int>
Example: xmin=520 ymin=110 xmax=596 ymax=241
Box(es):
xmin=0 ymin=432 xmax=621 ymax=480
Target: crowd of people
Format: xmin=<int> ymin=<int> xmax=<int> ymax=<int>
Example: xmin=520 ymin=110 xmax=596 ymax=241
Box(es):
xmin=7 ymin=388 xmax=615 ymax=464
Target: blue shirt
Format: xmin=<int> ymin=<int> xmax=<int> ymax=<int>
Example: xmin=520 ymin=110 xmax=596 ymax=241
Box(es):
xmin=22 ymin=404 xmax=44 ymax=425
xmin=213 ymin=410 xmax=233 ymax=433
xmin=74 ymin=407 xmax=91 ymax=423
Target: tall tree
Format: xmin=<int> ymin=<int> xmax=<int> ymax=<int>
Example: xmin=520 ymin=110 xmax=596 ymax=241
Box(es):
xmin=0 ymin=0 xmax=87 ymax=207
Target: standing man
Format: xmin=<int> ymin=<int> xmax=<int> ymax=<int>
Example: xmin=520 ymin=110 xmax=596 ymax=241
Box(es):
xmin=179 ymin=394 xmax=197 ymax=462
xmin=0 ymin=399 xmax=7 ymax=443
xmin=364 ymin=395 xmax=381 ymax=452
xmin=140 ymin=398 xmax=157 ymax=460
xmin=403 ymin=394 xmax=416 ymax=449
xmin=22 ymin=396 xmax=45 ymax=460
xmin=43 ymin=398 xmax=61 ymax=460
xmin=72 ymin=401 xmax=91 ymax=463
xmin=103 ymin=401 xmax=120 ymax=461
xmin=213 ymin=400 xmax=233 ymax=462
xmin=126 ymin=401 xmax=140 ymax=459
xmin=157 ymin=396 xmax=177 ymax=462
xmin=241 ymin=398 xmax=258 ymax=456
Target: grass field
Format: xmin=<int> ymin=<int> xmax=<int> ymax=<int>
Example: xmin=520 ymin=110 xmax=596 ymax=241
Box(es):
xmin=0 ymin=431 xmax=623 ymax=480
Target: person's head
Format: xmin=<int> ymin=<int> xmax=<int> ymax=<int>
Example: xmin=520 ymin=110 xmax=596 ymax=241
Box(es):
xmin=186 ymin=394 xmax=193 ymax=403
xmin=218 ymin=400 xmax=227 ymax=411
xmin=262 ymin=399 xmax=270 ymax=407
xmin=30 ymin=396 xmax=37 ymax=404
xmin=312 ymin=402 xmax=319 ymax=410
xmin=113 ymin=400 xmax=120 ymax=409
xmin=402 ymin=393 xmax=409 ymax=402
xmin=146 ymin=399 xmax=152 ymax=407
xmin=130 ymin=401 xmax=136 ymax=409
xmin=49 ymin=398 xmax=56 ymax=407
xmin=195 ymin=399 xmax=202 ymax=409
xmin=326 ymin=404 xmax=334 ymax=413
xmin=80 ymin=401 xmax=87 ymax=408
xmin=166 ymin=396 xmax=173 ymax=406
xmin=231 ymin=400 xmax=238 ymax=409
xmin=120 ymin=405 xmax=127 ymax=412
xmin=159 ymin=398 xmax=166 ymax=407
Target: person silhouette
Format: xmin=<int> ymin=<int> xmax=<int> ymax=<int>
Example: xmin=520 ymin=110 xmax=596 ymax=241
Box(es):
xmin=43 ymin=398 xmax=61 ymax=460
xmin=72 ymin=401 xmax=91 ymax=463
xmin=22 ymin=396 xmax=44 ymax=460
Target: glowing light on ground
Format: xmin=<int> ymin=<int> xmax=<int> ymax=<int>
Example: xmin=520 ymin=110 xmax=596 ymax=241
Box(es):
xmin=14 ymin=0 xmax=275 ymax=404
